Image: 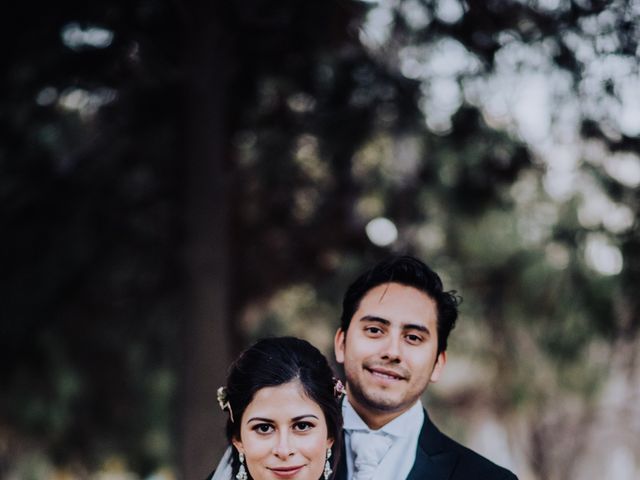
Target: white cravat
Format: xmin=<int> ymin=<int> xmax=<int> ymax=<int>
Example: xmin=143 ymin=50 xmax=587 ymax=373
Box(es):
xmin=350 ymin=430 xmax=393 ymax=480
xmin=343 ymin=398 xmax=424 ymax=480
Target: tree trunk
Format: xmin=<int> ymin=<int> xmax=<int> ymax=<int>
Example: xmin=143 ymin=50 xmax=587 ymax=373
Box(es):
xmin=179 ymin=2 xmax=235 ymax=478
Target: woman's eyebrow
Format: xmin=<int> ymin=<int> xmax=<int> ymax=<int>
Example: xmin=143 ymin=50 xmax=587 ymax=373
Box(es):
xmin=246 ymin=417 xmax=274 ymax=423
xmin=247 ymin=414 xmax=320 ymax=423
xmin=291 ymin=414 xmax=319 ymax=422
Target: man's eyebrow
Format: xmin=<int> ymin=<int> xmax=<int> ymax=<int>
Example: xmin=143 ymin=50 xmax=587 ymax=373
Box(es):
xmin=358 ymin=315 xmax=390 ymax=326
xmin=403 ymin=323 xmax=430 ymax=334
xmin=360 ymin=315 xmax=430 ymax=334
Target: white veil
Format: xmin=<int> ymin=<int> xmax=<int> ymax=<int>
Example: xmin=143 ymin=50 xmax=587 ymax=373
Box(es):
xmin=210 ymin=445 xmax=234 ymax=480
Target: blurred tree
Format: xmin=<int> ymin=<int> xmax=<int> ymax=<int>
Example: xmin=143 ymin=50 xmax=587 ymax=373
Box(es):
xmin=1 ymin=0 xmax=186 ymax=476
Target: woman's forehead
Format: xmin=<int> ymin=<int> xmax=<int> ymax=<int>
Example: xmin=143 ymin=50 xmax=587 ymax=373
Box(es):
xmin=244 ymin=380 xmax=324 ymax=419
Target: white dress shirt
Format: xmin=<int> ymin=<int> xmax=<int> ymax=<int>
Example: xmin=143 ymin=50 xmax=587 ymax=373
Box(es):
xmin=342 ymin=397 xmax=425 ymax=480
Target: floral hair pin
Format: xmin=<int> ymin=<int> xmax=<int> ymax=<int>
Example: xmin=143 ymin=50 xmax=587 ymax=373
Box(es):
xmin=333 ymin=378 xmax=346 ymax=399
xmin=217 ymin=386 xmax=234 ymax=422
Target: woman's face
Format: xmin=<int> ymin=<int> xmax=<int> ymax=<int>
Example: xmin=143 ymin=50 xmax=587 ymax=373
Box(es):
xmin=232 ymin=380 xmax=334 ymax=480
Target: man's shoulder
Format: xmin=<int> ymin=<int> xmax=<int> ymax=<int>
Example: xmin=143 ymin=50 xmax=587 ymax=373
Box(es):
xmin=419 ymin=413 xmax=518 ymax=480
xmin=442 ymin=435 xmax=517 ymax=479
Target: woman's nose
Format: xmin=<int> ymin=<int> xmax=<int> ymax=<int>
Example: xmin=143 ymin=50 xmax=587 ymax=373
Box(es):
xmin=272 ymin=432 xmax=294 ymax=458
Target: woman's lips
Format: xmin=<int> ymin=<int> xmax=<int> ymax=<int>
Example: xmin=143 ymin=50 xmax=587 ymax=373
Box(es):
xmin=268 ymin=465 xmax=305 ymax=478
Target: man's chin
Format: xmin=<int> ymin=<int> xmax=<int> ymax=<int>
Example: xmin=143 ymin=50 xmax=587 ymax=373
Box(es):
xmin=357 ymin=391 xmax=407 ymax=413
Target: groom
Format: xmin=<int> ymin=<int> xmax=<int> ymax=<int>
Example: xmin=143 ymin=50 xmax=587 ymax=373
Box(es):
xmin=333 ymin=255 xmax=517 ymax=479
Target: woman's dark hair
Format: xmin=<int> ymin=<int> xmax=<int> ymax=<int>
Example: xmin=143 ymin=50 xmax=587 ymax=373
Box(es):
xmin=222 ymin=336 xmax=342 ymax=479
xmin=340 ymin=255 xmax=461 ymax=354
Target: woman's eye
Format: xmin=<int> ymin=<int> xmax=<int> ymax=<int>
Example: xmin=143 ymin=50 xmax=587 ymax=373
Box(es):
xmin=294 ymin=421 xmax=314 ymax=432
xmin=253 ymin=423 xmax=274 ymax=434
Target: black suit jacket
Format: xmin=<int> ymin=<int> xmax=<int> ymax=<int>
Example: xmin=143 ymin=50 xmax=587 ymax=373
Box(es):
xmin=334 ymin=410 xmax=517 ymax=480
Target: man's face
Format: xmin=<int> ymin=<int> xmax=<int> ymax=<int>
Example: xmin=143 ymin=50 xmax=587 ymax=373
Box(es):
xmin=334 ymin=282 xmax=445 ymax=427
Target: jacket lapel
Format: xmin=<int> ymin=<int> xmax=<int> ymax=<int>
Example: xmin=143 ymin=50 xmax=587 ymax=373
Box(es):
xmin=406 ymin=410 xmax=458 ymax=480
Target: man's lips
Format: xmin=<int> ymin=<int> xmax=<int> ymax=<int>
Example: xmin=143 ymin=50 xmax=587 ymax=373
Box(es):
xmin=365 ymin=365 xmax=407 ymax=381
xmin=268 ymin=465 xmax=305 ymax=478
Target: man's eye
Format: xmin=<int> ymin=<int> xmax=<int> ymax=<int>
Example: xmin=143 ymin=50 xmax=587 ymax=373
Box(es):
xmin=365 ymin=326 xmax=382 ymax=334
xmin=406 ymin=334 xmax=422 ymax=344
xmin=253 ymin=423 xmax=274 ymax=434
xmin=294 ymin=421 xmax=315 ymax=432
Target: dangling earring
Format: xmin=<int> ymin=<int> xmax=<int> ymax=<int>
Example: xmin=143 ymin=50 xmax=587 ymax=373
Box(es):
xmin=236 ymin=451 xmax=248 ymax=480
xmin=323 ymin=447 xmax=332 ymax=480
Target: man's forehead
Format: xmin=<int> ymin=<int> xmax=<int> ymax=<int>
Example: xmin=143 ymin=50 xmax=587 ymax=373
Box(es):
xmin=354 ymin=284 xmax=436 ymax=325
xmin=359 ymin=282 xmax=435 ymax=305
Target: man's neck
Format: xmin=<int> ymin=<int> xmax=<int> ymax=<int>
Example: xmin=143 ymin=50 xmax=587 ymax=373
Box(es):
xmin=347 ymin=396 xmax=411 ymax=431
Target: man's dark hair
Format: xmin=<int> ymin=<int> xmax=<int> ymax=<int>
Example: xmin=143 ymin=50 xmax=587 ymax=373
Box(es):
xmin=340 ymin=255 xmax=460 ymax=354
xmin=223 ymin=336 xmax=342 ymax=478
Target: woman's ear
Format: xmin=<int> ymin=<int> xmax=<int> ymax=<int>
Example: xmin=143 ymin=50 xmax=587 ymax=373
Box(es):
xmin=326 ymin=437 xmax=335 ymax=449
xmin=232 ymin=437 xmax=244 ymax=454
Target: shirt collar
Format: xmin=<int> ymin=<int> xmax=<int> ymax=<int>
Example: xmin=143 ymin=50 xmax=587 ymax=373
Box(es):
xmin=342 ymin=396 xmax=424 ymax=438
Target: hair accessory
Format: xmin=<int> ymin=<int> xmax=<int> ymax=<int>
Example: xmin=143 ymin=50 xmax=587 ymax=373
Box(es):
xmin=236 ymin=451 xmax=248 ymax=480
xmin=323 ymin=447 xmax=332 ymax=479
xmin=333 ymin=378 xmax=346 ymax=399
xmin=217 ymin=386 xmax=234 ymax=422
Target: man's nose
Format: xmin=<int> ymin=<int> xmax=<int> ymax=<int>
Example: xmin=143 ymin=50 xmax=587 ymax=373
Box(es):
xmin=272 ymin=431 xmax=294 ymax=458
xmin=381 ymin=333 xmax=402 ymax=361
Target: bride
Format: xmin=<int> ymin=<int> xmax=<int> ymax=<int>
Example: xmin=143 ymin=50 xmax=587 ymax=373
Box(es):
xmin=210 ymin=336 xmax=344 ymax=480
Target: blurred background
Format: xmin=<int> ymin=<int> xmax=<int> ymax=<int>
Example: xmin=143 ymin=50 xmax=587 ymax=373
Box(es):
xmin=2 ymin=0 xmax=639 ymax=478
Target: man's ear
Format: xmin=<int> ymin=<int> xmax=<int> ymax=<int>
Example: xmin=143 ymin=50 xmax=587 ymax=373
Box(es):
xmin=429 ymin=351 xmax=446 ymax=383
xmin=334 ymin=328 xmax=346 ymax=364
